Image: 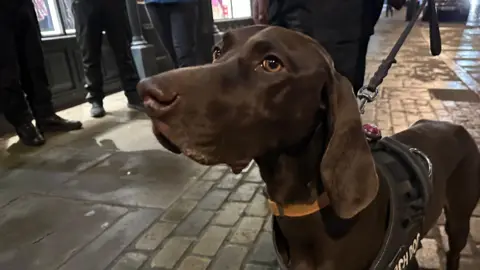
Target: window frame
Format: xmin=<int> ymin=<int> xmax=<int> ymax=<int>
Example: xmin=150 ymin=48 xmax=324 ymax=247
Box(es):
xmin=37 ymin=0 xmax=65 ymax=37
xmin=38 ymin=0 xmax=253 ymax=38
xmin=212 ymin=0 xmax=252 ymax=21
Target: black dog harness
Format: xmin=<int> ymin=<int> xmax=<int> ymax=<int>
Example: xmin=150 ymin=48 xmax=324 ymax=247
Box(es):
xmin=368 ymin=135 xmax=433 ymax=270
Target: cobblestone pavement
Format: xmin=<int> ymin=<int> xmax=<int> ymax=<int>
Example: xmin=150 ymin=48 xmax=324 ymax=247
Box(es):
xmin=1 ymin=9 xmax=480 ymax=270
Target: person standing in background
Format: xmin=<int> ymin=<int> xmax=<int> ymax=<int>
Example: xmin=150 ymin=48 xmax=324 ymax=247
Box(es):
xmin=253 ymin=0 xmax=404 ymax=94
xmin=253 ymin=0 xmax=313 ymax=36
xmin=145 ymin=0 xmax=198 ymax=68
xmin=253 ymin=0 xmax=369 ymax=93
xmin=386 ymin=1 xmax=395 ymax=17
xmin=0 ymin=0 xmax=82 ymax=146
xmin=72 ymin=0 xmax=144 ymax=118
xmin=355 ymin=0 xmax=385 ymax=93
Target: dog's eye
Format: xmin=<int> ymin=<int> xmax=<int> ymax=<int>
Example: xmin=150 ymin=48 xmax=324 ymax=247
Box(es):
xmin=261 ymin=56 xmax=283 ymax=72
xmin=212 ymin=48 xmax=222 ymax=61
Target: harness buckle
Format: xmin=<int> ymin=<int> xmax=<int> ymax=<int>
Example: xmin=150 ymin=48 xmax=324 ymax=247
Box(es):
xmin=409 ymin=148 xmax=433 ymax=180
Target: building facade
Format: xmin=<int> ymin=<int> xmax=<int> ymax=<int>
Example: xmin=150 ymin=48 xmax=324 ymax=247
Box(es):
xmin=34 ymin=0 xmax=253 ymax=110
xmin=0 ymin=0 xmax=253 ymax=134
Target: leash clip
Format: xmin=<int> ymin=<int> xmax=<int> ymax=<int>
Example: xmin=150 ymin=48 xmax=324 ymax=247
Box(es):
xmin=357 ymin=86 xmax=379 ymax=114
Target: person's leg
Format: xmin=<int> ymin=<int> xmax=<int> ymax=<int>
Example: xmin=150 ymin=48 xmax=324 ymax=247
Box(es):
xmin=72 ymin=0 xmax=105 ymax=117
xmin=0 ymin=3 xmax=44 ymax=146
xmin=16 ymin=0 xmax=82 ymax=132
xmin=323 ymin=40 xmax=360 ymax=91
xmin=147 ymin=3 xmax=178 ymax=68
xmin=280 ymin=0 xmax=313 ymax=36
xmin=170 ymin=2 xmax=197 ymax=67
xmin=268 ymin=0 xmax=313 ymax=36
xmin=353 ymin=36 xmax=370 ymax=94
xmin=354 ymin=0 xmax=384 ymax=93
xmin=15 ymin=1 xmax=54 ymax=118
xmin=0 ymin=21 xmax=31 ymax=126
xmin=102 ymin=0 xmax=143 ymax=109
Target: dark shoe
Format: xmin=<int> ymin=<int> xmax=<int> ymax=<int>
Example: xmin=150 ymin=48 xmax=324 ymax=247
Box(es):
xmin=90 ymin=101 xmax=106 ymax=118
xmin=15 ymin=122 xmax=45 ymax=146
xmin=37 ymin=114 xmax=83 ymax=132
xmin=127 ymin=95 xmax=145 ymax=112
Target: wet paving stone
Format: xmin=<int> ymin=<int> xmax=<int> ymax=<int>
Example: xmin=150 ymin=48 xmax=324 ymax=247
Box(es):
xmin=177 ymin=256 xmax=211 ymax=270
xmin=0 ymin=195 xmax=129 ymax=270
xmin=229 ymin=217 xmax=264 ymax=245
xmin=212 ymin=202 xmax=248 ymax=226
xmin=210 ymin=245 xmax=248 ymax=270
xmin=150 ymin=237 xmax=193 ymax=269
xmin=217 ymin=174 xmax=242 ymax=190
xmin=58 ymin=208 xmax=161 ymax=270
xmin=429 ymin=88 xmax=480 ymax=102
xmin=201 ymin=166 xmax=228 ymax=181
xmin=161 ymin=200 xmax=198 ymax=223
xmin=197 ymin=189 xmax=230 ymax=210
xmin=248 ymin=232 xmax=278 ymax=265
xmin=135 ymin=222 xmax=177 ymax=251
xmin=111 ymin=252 xmax=148 ymax=270
xmin=192 ymin=225 xmax=231 ymax=257
xmin=50 ymin=151 xmax=204 ymax=209
xmin=174 ymin=209 xmax=215 ymax=237
xmin=228 ymin=183 xmax=259 ymax=202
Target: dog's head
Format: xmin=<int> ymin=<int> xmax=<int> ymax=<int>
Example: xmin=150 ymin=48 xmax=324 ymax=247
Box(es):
xmin=138 ymin=25 xmax=378 ymax=219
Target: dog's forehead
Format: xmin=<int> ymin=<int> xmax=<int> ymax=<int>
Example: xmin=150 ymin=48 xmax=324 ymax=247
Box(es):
xmin=225 ymin=25 xmax=269 ymax=41
xmin=222 ymin=26 xmax=309 ymax=48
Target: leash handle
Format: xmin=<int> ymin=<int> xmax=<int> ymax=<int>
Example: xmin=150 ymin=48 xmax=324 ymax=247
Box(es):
xmin=358 ymin=0 xmax=442 ymax=114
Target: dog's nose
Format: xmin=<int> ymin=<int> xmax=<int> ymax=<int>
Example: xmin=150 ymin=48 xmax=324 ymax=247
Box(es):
xmin=137 ymin=78 xmax=179 ymax=113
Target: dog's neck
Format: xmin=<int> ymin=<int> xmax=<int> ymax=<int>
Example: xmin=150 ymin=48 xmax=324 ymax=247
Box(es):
xmin=255 ymin=136 xmax=388 ymax=270
xmin=256 ymin=140 xmax=355 ymax=234
xmin=255 ymin=125 xmax=357 ymax=239
xmin=255 ymin=121 xmax=325 ymax=206
xmin=255 ymin=135 xmax=359 ymax=269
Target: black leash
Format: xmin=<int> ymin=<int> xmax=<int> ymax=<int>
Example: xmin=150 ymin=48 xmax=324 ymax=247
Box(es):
xmin=357 ymin=0 xmax=442 ymax=113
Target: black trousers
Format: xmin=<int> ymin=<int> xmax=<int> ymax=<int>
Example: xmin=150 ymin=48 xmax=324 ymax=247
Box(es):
xmin=268 ymin=0 xmax=313 ymax=36
xmin=268 ymin=0 xmax=362 ymax=91
xmin=0 ymin=0 xmax=55 ymax=126
xmin=269 ymin=0 xmax=384 ymax=94
xmin=146 ymin=2 xmax=197 ymax=68
xmin=72 ymin=0 xmax=139 ymax=103
xmin=353 ymin=36 xmax=370 ymax=92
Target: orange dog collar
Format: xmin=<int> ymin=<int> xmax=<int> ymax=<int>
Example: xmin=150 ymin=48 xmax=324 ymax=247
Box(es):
xmin=268 ymin=193 xmax=330 ymax=217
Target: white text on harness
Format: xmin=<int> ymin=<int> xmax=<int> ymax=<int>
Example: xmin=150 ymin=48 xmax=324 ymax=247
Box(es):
xmin=394 ymin=233 xmax=421 ymax=270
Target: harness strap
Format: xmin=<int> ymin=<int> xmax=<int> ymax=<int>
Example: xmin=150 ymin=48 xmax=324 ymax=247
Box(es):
xmin=369 ymin=137 xmax=433 ymax=270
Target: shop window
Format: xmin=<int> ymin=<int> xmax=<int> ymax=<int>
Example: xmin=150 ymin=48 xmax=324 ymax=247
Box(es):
xmin=34 ymin=0 xmax=251 ymax=37
xmin=58 ymin=0 xmax=76 ymax=34
xmin=33 ymin=0 xmax=64 ymax=36
xmin=212 ymin=0 xmax=251 ymax=20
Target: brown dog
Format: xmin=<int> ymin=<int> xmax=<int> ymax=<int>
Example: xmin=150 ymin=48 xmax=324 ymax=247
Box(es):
xmin=137 ymin=25 xmax=480 ymax=270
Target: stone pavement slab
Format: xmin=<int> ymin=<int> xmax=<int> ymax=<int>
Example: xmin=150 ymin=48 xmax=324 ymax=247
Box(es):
xmin=0 ymin=195 xmax=128 ymax=270
xmin=1 ymin=9 xmax=480 ymax=270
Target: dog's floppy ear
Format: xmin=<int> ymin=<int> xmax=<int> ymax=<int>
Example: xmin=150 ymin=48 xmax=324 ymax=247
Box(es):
xmin=319 ymin=70 xmax=379 ymax=219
